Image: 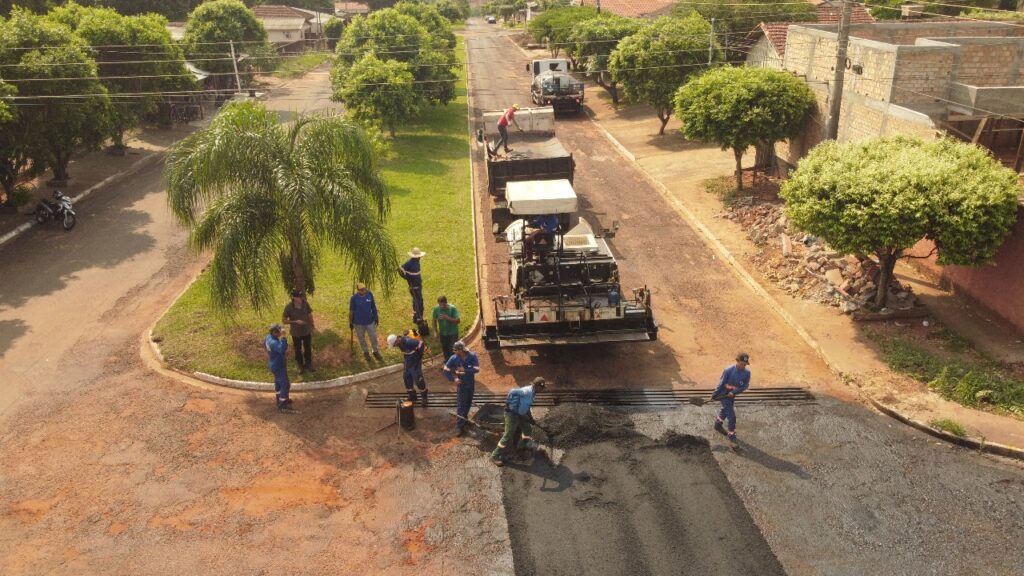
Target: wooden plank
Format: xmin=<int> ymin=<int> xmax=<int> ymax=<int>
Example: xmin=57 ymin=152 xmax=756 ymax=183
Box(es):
xmin=971 ymin=117 xmax=989 ymax=144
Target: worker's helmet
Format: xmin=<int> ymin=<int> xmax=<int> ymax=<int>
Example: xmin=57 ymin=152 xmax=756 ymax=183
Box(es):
xmin=386 ymin=334 xmax=398 ymax=348
xmin=532 ymin=376 xmax=546 ymax=389
xmin=453 ymin=340 xmax=466 ymax=352
xmin=512 ymin=103 xmax=520 ymax=110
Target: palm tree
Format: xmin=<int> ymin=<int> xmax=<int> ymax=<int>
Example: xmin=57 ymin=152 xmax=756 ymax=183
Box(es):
xmin=165 ymin=101 xmax=397 ymax=311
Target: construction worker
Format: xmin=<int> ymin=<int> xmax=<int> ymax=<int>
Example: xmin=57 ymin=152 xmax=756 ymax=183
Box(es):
xmin=713 ymin=352 xmax=751 ymax=444
xmin=387 ymin=331 xmax=428 ymax=405
xmin=491 ymin=377 xmax=546 ymax=466
xmin=399 ymin=247 xmax=426 ymax=325
xmin=443 ymin=341 xmax=480 ymax=437
xmin=264 ymin=324 xmax=293 ymax=412
xmin=489 ymin=104 xmax=523 ymax=156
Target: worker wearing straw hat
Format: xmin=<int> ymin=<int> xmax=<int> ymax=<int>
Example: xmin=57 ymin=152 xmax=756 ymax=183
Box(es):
xmin=399 ymin=247 xmax=427 ymax=324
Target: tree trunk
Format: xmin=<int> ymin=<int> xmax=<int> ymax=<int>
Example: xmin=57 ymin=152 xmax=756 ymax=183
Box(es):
xmin=51 ymin=151 xmax=71 ymax=183
xmin=610 ymin=81 xmax=619 ymax=106
xmin=289 ymin=241 xmax=308 ymax=294
xmin=754 ymin=140 xmax=775 ymax=174
xmin=657 ymin=107 xmax=671 ymax=135
xmin=873 ymin=249 xmax=900 ymax=309
xmin=734 ymin=147 xmax=744 ymax=190
xmin=388 ymin=123 xmax=395 ymax=138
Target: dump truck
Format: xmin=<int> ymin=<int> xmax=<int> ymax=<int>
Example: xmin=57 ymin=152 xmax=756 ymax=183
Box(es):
xmin=483 ymin=179 xmax=657 ymax=349
xmin=486 ymin=136 xmax=575 ymax=234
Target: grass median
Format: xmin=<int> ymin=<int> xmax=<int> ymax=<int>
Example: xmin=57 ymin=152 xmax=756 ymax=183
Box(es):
xmin=153 ymin=40 xmax=475 ymax=383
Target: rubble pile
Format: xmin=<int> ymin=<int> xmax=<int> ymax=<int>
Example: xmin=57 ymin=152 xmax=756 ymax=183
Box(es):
xmin=723 ymin=200 xmax=919 ymax=314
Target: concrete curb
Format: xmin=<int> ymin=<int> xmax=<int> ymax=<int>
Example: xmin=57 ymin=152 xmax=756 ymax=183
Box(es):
xmin=869 ymin=397 xmax=1024 ymax=461
xmin=0 ymin=152 xmax=161 ymax=249
xmin=584 ymin=107 xmax=1024 ymax=461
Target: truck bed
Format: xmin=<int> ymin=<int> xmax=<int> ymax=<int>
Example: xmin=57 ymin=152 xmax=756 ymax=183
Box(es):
xmin=486 ymin=136 xmax=574 ymax=196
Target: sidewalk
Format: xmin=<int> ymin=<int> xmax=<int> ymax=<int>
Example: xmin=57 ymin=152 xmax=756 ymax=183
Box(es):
xmin=0 ymin=123 xmax=204 ymax=247
xmin=582 ymin=87 xmax=1024 ymax=451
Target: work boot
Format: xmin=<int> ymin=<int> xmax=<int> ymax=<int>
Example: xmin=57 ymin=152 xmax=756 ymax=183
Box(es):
xmin=455 ymin=427 xmax=466 ymax=437
xmin=491 ymin=457 xmax=504 ymax=467
xmin=373 ymin=351 xmax=384 ymax=361
xmin=728 ymin=432 xmax=738 ymax=443
xmin=713 ymin=421 xmax=725 ymax=435
xmin=407 ymin=391 xmax=417 ymax=403
xmin=420 ymin=390 xmax=429 ymax=407
xmin=363 ymin=352 xmax=371 ymax=362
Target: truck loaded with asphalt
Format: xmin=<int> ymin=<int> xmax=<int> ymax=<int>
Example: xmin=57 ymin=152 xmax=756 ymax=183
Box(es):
xmin=527 ymin=59 xmax=584 ymax=114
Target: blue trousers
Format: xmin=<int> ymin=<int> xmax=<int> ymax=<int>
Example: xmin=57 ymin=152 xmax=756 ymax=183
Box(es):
xmin=409 ymin=286 xmax=424 ymax=321
xmin=455 ymin=382 xmax=475 ymax=430
xmin=272 ymin=367 xmax=290 ymax=407
xmin=404 ymin=360 xmax=426 ymax=399
xmin=717 ymin=397 xmax=737 ymax=432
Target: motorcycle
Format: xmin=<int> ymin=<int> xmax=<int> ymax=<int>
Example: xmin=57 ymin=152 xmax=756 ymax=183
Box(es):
xmin=34 ymin=190 xmax=76 ymax=231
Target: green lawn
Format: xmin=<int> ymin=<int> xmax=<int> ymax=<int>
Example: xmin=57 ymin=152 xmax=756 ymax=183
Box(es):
xmin=272 ymin=51 xmax=335 ymax=80
xmin=153 ymin=39 xmax=475 ymax=382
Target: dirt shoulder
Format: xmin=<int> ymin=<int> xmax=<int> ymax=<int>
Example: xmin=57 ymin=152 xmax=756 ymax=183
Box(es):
xmin=580 ymin=85 xmax=1024 ymax=449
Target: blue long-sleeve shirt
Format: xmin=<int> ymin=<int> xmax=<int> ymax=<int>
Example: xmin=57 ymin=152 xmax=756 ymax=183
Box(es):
xmin=397 ymin=335 xmax=425 ymax=366
xmin=264 ymin=334 xmax=288 ymax=372
xmin=349 ymin=290 xmax=379 ymax=326
xmin=505 ymin=384 xmax=538 ymax=416
xmin=713 ymin=364 xmax=750 ymax=399
xmin=400 ymin=258 xmax=422 ymax=287
xmin=443 ymin=352 xmax=479 ymax=386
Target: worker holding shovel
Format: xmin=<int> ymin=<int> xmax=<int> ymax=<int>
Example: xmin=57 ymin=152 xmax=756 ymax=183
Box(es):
xmin=491 ymin=377 xmax=546 ymax=466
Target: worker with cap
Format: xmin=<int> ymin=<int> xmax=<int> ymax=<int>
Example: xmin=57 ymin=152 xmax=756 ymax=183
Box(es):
xmin=491 ymin=377 xmax=547 ymax=466
xmin=399 ymin=247 xmax=427 ymax=325
xmin=387 ymin=331 xmax=428 ymax=405
xmin=282 ymin=289 xmax=314 ymax=374
xmin=489 ymin=103 xmax=523 ymax=156
xmin=349 ymin=282 xmax=382 ymax=362
xmin=443 ymin=340 xmax=480 ymax=436
xmin=713 ymin=352 xmax=751 ymax=443
xmin=264 ymin=324 xmax=293 ymax=412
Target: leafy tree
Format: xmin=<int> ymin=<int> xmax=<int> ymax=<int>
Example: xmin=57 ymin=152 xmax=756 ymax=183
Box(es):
xmin=867 ymin=0 xmax=1000 ymax=20
xmin=49 ymin=3 xmax=194 ymax=151
xmin=335 ymin=53 xmax=416 ymax=137
xmin=395 ymin=1 xmax=455 ymax=49
xmin=0 ymin=79 xmax=12 ymax=122
xmin=323 ymin=16 xmax=345 ymax=46
xmin=366 ymin=0 xmax=398 ymax=9
xmin=182 ymin=0 xmax=267 ymax=82
xmin=673 ymin=0 xmax=815 ymax=60
xmin=527 ymin=5 xmax=600 ymax=59
xmin=608 ymin=14 xmax=720 ymax=135
xmin=164 ymin=101 xmax=397 ymax=309
xmin=675 ymin=66 xmax=814 ymax=189
xmin=332 ymin=8 xmax=457 ymax=106
xmin=0 ymin=8 xmax=112 ymax=186
xmin=434 ymin=0 xmax=465 ymax=22
xmin=781 ymin=137 xmax=1021 ymax=308
xmin=568 ymin=15 xmax=643 ymax=105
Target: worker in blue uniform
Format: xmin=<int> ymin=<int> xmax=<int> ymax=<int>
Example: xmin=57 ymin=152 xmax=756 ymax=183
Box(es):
xmin=713 ymin=353 xmax=751 ymax=443
xmin=443 ymin=341 xmax=480 ymax=437
xmin=491 ymin=377 xmax=547 ymax=466
xmin=387 ymin=331 xmax=428 ymax=405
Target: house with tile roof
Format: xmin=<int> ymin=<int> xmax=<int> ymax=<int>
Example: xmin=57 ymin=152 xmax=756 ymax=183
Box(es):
xmin=572 ymin=0 xmax=675 ymax=19
xmin=252 ymin=5 xmax=313 ymax=52
xmin=744 ymin=2 xmax=875 ymax=70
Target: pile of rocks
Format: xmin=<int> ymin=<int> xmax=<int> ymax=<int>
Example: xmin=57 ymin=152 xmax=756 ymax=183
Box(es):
xmin=723 ymin=200 xmax=919 ymax=314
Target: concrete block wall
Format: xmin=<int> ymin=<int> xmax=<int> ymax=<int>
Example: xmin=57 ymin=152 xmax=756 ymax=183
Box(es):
xmin=890 ymin=48 xmax=956 ymax=105
xmin=953 ymin=42 xmax=1022 ymax=87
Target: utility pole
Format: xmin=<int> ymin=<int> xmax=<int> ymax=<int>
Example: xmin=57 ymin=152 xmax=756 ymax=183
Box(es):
xmin=708 ymin=18 xmax=715 ymax=65
xmin=229 ymin=39 xmax=243 ymax=94
xmin=596 ymin=0 xmax=601 ymax=14
xmin=825 ymin=0 xmax=853 ymax=140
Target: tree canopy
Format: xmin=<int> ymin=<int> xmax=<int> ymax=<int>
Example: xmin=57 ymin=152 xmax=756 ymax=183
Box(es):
xmin=335 ymin=53 xmax=417 ymax=137
xmin=332 ymin=7 xmax=458 ymax=108
xmin=608 ymin=14 xmax=720 ymax=135
xmin=673 ymin=0 xmax=815 ymax=60
xmin=781 ymin=136 xmax=1021 ymax=308
xmin=527 ymin=5 xmax=601 ymax=59
xmin=164 ymin=101 xmax=397 ymax=310
xmin=0 ymin=8 xmax=112 ymax=186
xmin=394 ymin=1 xmax=456 ymax=49
xmin=434 ymin=0 xmax=465 ymax=23
xmin=567 ymin=14 xmax=643 ymax=104
xmin=2 ymin=1 xmax=335 ymax=20
xmin=182 ymin=0 xmax=267 ymax=78
xmin=49 ymin=2 xmax=193 ymax=149
xmin=676 ymin=66 xmax=814 ymax=189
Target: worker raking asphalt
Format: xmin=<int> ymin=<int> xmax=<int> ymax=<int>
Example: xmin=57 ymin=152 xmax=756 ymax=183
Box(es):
xmin=500 ymin=405 xmax=785 ymax=576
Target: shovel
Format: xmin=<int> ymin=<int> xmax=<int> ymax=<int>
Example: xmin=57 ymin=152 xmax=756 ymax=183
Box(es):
xmin=448 ymin=411 xmax=500 ymax=439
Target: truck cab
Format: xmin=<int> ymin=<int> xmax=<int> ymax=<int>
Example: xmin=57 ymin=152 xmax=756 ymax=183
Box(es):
xmin=527 ymin=58 xmax=570 ymax=77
